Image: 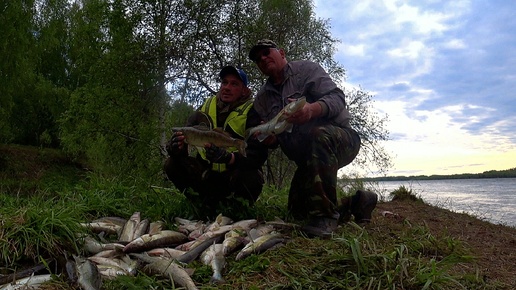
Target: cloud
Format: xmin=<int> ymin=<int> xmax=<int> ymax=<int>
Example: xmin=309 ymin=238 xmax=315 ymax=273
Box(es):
xmin=314 ymin=0 xmax=516 ymax=176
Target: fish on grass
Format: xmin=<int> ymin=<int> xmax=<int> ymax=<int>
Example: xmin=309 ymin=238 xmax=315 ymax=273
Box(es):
xmin=130 ymin=253 xmax=198 ymax=290
xmin=235 ymin=233 xmax=286 ymax=261
xmin=245 ymin=96 xmax=307 ymax=142
xmin=172 ymin=126 xmax=247 ymax=157
xmin=123 ymin=230 xmax=188 ymax=253
xmin=74 ymin=255 xmax=102 ymax=290
xmin=0 ymin=274 xmax=54 ymax=290
xmin=118 ymin=212 xmax=141 ymax=243
xmin=200 ymin=243 xmax=226 ymax=283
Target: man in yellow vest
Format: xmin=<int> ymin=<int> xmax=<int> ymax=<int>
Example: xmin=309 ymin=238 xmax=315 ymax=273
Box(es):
xmin=164 ymin=66 xmax=268 ymax=219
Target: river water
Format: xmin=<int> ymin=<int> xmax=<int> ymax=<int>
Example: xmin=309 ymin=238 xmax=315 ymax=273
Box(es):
xmin=373 ymin=178 xmax=516 ymax=228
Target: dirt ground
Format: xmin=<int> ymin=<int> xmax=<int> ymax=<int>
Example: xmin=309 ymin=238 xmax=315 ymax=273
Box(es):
xmin=373 ymin=200 xmax=516 ymax=288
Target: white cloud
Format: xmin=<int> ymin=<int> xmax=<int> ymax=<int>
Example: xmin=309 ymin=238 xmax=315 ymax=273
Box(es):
xmin=315 ymin=0 xmax=516 ymax=176
xmin=341 ymin=43 xmax=366 ymax=56
xmin=393 ymin=4 xmax=451 ymax=34
xmin=443 ymin=39 xmax=466 ymax=49
xmin=387 ymin=40 xmax=427 ymax=59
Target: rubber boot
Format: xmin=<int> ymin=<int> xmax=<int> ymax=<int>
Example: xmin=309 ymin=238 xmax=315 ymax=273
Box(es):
xmin=300 ymin=216 xmax=338 ymax=239
xmin=338 ymin=190 xmax=378 ymax=224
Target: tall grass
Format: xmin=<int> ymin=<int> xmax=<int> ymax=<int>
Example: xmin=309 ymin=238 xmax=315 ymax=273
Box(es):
xmin=0 ymin=154 xmax=491 ymax=289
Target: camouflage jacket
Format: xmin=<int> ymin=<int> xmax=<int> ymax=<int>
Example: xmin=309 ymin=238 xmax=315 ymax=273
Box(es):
xmin=253 ymin=60 xmax=352 ymax=160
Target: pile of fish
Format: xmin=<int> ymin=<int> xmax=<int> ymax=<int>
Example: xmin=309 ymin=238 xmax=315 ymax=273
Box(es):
xmin=0 ymin=213 xmax=296 ymax=290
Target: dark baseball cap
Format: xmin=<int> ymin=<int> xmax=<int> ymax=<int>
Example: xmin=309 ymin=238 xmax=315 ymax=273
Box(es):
xmin=219 ymin=66 xmax=248 ymax=87
xmin=248 ymin=39 xmax=278 ymax=61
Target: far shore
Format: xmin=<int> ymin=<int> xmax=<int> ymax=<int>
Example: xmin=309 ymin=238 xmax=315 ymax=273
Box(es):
xmin=363 ymin=168 xmax=516 ymax=181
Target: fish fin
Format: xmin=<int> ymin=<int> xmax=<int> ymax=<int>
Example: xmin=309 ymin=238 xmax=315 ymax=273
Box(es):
xmin=212 ymin=127 xmax=228 ymax=135
xmin=215 ymin=214 xmax=223 ymax=224
xmin=244 ymin=128 xmax=251 ymax=140
xmin=192 ymin=124 xmax=211 ymax=131
xmin=184 ymin=268 xmax=195 ymax=276
xmin=256 ymin=133 xmax=269 ymax=142
xmin=284 ymin=122 xmax=294 ymax=133
xmin=237 ymin=140 xmax=247 ymax=157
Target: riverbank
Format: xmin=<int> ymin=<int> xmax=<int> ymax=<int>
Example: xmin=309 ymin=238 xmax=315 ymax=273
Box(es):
xmin=1 ymin=144 xmax=515 ymax=289
xmin=374 ymin=199 xmax=516 ymax=288
xmin=363 ymin=167 xmax=516 ymax=181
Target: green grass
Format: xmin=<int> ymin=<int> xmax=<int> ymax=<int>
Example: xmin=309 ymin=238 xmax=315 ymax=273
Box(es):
xmin=0 ymin=145 xmax=497 ymax=289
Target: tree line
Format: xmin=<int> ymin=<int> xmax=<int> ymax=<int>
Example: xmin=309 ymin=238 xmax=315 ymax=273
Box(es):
xmin=362 ymin=168 xmax=516 ymax=181
xmin=0 ymin=0 xmax=390 ymax=184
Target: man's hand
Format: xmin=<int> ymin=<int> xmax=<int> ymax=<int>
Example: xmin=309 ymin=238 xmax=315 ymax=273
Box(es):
xmin=286 ymin=101 xmax=322 ymax=124
xmin=205 ymin=144 xmax=232 ymax=164
xmin=166 ymin=131 xmax=185 ymax=155
xmin=261 ymin=134 xmax=278 ymax=147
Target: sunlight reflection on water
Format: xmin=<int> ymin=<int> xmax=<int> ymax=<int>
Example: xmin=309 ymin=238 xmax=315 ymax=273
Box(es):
xmin=375 ymin=178 xmax=516 ymax=228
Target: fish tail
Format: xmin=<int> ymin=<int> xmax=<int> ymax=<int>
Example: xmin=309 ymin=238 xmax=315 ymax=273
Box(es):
xmin=210 ymin=274 xmax=225 ymax=283
xmin=236 ymin=140 xmax=247 ymax=157
xmin=244 ymin=128 xmax=252 ymax=141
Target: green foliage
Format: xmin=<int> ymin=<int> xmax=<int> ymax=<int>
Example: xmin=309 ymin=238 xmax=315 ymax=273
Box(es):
xmin=390 ymin=185 xmax=422 ymax=202
xmin=263 ymin=148 xmax=297 ymax=188
xmin=0 ymin=194 xmax=82 ymax=267
xmin=2 ymin=0 xmax=392 ymax=179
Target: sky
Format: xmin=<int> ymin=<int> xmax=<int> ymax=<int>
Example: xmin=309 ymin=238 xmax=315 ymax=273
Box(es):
xmin=313 ymin=0 xmax=516 ymax=177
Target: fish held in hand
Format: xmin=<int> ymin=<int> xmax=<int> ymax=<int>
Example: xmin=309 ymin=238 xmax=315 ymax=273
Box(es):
xmin=246 ymin=97 xmax=306 ymax=142
xmin=172 ymin=126 xmax=247 ymax=157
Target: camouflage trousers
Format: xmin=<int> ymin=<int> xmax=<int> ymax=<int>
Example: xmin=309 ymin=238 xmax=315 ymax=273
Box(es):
xmin=283 ymin=125 xmax=361 ymax=220
xmin=164 ymin=154 xmax=264 ymax=218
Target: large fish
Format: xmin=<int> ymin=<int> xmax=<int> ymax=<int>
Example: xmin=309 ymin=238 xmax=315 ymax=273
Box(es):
xmin=123 ymin=230 xmax=188 ymax=253
xmin=83 ymin=236 xmax=125 ymax=255
xmin=246 ymin=97 xmax=307 ymax=142
xmin=133 ymin=218 xmax=150 ymax=240
xmin=118 ymin=212 xmax=141 ymax=243
xmin=172 ymin=126 xmax=247 ymax=157
xmin=130 ymin=253 xmax=198 ymax=290
xmin=200 ymin=243 xmax=226 ymax=283
xmin=176 ymin=235 xmax=224 ymax=264
xmin=0 ymin=274 xmax=54 ymax=289
xmin=80 ymin=221 xmax=122 ymax=235
xmin=74 ymin=255 xmax=102 ymax=290
xmin=87 ymin=255 xmax=137 ymax=276
xmin=96 ymin=264 xmax=128 ymax=280
xmin=204 ymin=214 xmax=234 ymax=233
xmin=222 ymin=229 xmax=247 ymax=256
xmin=235 ymin=233 xmax=285 ymax=261
xmin=146 ymin=247 xmax=187 ymax=259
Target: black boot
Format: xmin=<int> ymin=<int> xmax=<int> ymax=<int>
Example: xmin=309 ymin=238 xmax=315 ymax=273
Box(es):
xmin=300 ymin=216 xmax=338 ymax=239
xmin=338 ymin=190 xmax=378 ymax=224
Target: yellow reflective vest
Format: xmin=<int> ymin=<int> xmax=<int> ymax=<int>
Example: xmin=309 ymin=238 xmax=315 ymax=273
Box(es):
xmin=198 ymin=96 xmax=253 ymax=172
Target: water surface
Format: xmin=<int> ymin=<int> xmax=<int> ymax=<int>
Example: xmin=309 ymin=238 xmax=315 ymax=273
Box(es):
xmin=375 ymin=178 xmax=516 ymax=228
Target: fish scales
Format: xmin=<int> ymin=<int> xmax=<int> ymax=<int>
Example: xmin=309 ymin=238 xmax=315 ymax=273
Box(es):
xmin=246 ymin=97 xmax=307 ymax=141
xmin=200 ymin=244 xmax=226 ymax=283
xmin=172 ymin=126 xmax=247 ymax=157
xmin=130 ymin=254 xmax=198 ymax=290
xmin=123 ymin=230 xmax=188 ymax=253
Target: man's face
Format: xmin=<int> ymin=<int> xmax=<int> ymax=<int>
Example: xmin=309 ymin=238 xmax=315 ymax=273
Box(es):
xmin=219 ymin=74 xmax=245 ymax=103
xmin=254 ymin=47 xmax=285 ymax=75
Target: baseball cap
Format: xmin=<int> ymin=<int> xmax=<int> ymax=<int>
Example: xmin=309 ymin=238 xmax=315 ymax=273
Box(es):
xmin=248 ymin=39 xmax=278 ymax=61
xmin=219 ymin=66 xmax=248 ymax=87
